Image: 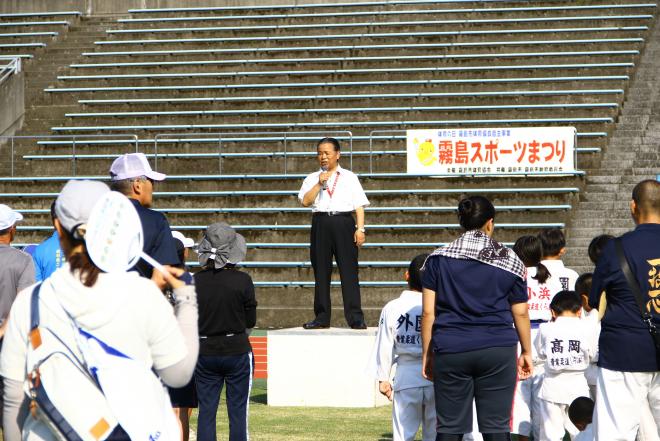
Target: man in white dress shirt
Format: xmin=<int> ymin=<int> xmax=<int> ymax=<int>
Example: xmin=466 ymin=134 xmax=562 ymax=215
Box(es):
xmin=298 ymin=137 xmax=369 ymax=329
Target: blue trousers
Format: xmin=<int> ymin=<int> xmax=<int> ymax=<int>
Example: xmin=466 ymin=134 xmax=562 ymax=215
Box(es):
xmin=195 ymin=352 xmax=253 ymax=441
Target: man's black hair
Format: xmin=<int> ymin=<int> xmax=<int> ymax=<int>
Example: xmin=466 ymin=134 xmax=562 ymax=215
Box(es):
xmin=537 ymin=228 xmax=566 ymax=258
xmin=317 ymin=137 xmax=341 ymax=151
xmin=550 ymin=290 xmax=581 ymax=315
xmin=408 ymin=253 xmax=429 ymax=292
xmin=632 ymin=179 xmax=660 ymax=214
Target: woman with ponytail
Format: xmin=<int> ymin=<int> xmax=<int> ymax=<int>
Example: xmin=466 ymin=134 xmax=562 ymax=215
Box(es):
xmin=420 ymin=196 xmax=533 ymax=441
xmin=0 ymin=180 xmax=199 ymax=441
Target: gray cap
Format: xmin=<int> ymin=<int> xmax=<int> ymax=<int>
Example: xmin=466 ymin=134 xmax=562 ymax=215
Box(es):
xmin=197 ymin=222 xmax=247 ymax=269
xmin=55 ymin=180 xmax=111 ymax=239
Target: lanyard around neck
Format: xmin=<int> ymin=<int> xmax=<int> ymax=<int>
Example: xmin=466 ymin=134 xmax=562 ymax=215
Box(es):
xmin=326 ymin=171 xmax=340 ymax=198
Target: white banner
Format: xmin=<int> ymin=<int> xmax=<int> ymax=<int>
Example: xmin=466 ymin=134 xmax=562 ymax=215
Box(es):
xmin=406 ymin=127 xmax=576 ymax=175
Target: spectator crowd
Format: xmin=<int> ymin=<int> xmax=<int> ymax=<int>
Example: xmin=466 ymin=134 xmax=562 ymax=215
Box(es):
xmin=0 ymin=144 xmax=657 ymax=441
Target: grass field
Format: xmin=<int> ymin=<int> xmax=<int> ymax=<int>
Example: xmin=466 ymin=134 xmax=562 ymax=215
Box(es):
xmin=189 ymin=379 xmax=537 ymax=441
xmin=190 ymin=378 xmax=398 ymax=441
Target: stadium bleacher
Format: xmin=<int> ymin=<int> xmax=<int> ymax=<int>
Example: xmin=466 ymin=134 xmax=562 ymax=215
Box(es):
xmin=1 ymin=0 xmax=657 ymax=326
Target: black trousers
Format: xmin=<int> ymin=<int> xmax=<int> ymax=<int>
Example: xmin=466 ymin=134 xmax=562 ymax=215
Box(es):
xmin=310 ymin=212 xmax=364 ymax=326
xmin=432 ymin=345 xmax=517 ymax=436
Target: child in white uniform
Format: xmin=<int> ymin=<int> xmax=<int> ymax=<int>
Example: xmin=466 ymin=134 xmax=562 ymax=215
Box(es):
xmin=368 ymin=254 xmax=436 ymax=441
xmin=569 ymin=397 xmax=595 ymax=441
xmin=368 ymin=254 xmax=483 ymax=441
xmin=538 ymin=228 xmax=579 ymax=292
xmin=511 ymin=236 xmax=563 ymax=441
xmin=575 ymin=273 xmax=600 ymax=400
xmin=535 ymin=291 xmax=598 ymax=441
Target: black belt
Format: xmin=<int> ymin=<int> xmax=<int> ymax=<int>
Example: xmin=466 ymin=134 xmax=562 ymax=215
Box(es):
xmin=313 ymin=211 xmax=352 ymax=217
xmin=200 ymin=330 xmax=245 ymax=339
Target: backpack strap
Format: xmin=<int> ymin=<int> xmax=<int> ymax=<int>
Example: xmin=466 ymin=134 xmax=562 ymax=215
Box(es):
xmin=29 ymin=283 xmax=43 ymax=349
xmin=614 ymin=238 xmax=660 ymax=346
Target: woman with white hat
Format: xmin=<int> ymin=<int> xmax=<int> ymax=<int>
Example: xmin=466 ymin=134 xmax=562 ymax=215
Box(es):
xmin=0 ymin=180 xmax=199 ymax=441
xmin=194 ymin=222 xmax=257 ymax=441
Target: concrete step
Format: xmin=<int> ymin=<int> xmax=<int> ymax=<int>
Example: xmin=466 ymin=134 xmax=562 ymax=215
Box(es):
xmin=11 ymin=226 xmax=561 ymax=247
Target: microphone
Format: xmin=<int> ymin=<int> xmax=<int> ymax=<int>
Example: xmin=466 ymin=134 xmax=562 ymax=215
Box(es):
xmin=321 ymin=165 xmax=328 ymax=190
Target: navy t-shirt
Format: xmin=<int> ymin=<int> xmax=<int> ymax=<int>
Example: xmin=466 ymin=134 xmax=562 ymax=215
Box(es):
xmin=130 ymin=198 xmax=179 ymax=278
xmin=422 ymin=255 xmax=528 ymax=354
xmin=589 ymin=224 xmax=660 ymax=372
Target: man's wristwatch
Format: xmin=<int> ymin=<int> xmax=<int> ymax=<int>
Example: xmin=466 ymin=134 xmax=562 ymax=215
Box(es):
xmin=356 ymin=226 xmax=366 ymax=233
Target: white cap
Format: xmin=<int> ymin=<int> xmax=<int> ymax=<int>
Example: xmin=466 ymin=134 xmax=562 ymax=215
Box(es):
xmin=172 ymin=230 xmax=194 ymax=248
xmin=55 ymin=180 xmax=111 ymax=238
xmin=0 ymin=204 xmax=23 ymax=230
xmin=109 ymin=153 xmax=166 ymax=182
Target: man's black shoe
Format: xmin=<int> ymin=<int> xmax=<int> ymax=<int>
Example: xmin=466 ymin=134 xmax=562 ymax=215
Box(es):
xmin=350 ymin=321 xmax=367 ymax=330
xmin=302 ymin=320 xmax=330 ymax=330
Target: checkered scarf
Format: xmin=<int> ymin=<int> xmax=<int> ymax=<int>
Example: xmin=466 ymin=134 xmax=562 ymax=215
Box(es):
xmin=428 ymin=230 xmax=526 ymax=280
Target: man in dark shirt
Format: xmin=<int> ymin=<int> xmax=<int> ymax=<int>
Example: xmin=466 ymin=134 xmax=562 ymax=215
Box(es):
xmin=109 ymin=153 xmax=179 ymax=278
xmin=589 ymin=179 xmax=660 ymax=440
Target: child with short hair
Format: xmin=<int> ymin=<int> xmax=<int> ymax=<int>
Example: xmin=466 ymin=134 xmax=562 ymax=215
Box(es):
xmin=574 ymin=273 xmax=593 ymax=315
xmin=568 ymin=397 xmax=594 ymax=441
xmin=368 ymin=254 xmax=436 ymax=441
xmin=587 ymin=234 xmax=613 ymax=266
xmin=368 ymin=255 xmax=484 ymax=441
xmin=537 ymin=228 xmax=579 ymax=292
xmin=574 ymin=273 xmax=600 ymax=399
xmin=535 ymin=291 xmax=598 ymax=441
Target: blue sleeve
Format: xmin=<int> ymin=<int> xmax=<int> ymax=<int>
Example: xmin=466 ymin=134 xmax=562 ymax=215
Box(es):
xmin=153 ymin=215 xmax=180 ymax=266
xmin=589 ymin=240 xmax=615 ymax=309
xmin=421 ymin=256 xmax=439 ymax=291
xmin=509 ymin=274 xmax=528 ymax=304
xmin=32 ymin=253 xmax=43 ymax=283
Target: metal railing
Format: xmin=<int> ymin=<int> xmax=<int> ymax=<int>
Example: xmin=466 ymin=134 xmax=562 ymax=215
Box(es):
xmin=152 ymin=131 xmax=353 ymax=175
xmin=0 ymin=56 xmax=21 ymax=86
xmin=0 ymin=134 xmax=138 ymax=176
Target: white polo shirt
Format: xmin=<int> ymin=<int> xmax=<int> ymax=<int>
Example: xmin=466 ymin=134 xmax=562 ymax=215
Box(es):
xmin=298 ymin=165 xmax=369 ymax=213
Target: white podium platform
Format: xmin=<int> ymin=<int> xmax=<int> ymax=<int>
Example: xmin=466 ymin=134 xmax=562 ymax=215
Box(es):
xmin=267 ymin=327 xmax=390 ymax=407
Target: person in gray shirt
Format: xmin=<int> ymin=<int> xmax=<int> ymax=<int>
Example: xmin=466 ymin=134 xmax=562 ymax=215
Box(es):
xmin=0 ymin=204 xmax=35 ymax=338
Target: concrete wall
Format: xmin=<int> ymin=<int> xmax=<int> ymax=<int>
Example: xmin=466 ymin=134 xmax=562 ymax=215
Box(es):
xmin=0 ymin=72 xmax=24 ymax=137
xmin=0 ymin=0 xmax=387 ymax=15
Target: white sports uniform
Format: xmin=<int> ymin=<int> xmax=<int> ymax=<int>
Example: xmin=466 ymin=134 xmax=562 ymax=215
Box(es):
xmin=535 ymin=316 xmax=598 ymax=441
xmin=595 ymin=368 xmax=660 ymax=441
xmin=581 ymin=308 xmax=600 ymax=399
xmin=575 ymin=424 xmax=594 ymax=441
xmin=511 ymin=266 xmax=563 ymax=439
xmin=368 ymin=290 xmax=436 ymax=441
xmin=368 ymin=290 xmax=483 ymax=441
xmin=540 ymin=259 xmax=579 ymax=293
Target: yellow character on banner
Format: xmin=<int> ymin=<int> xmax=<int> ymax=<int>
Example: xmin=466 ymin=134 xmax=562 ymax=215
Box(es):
xmin=646 ymin=258 xmax=660 ymax=313
xmin=416 ymin=138 xmax=435 ymax=166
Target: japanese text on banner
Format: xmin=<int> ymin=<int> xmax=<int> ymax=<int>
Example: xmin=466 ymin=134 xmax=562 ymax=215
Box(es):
xmin=407 ymin=127 xmax=576 ymax=175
